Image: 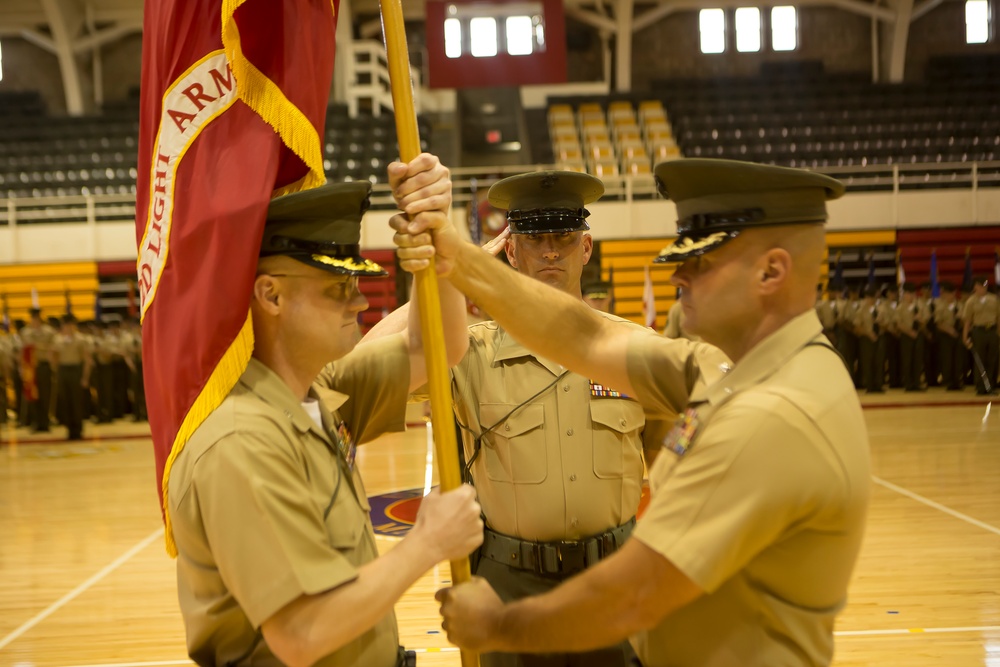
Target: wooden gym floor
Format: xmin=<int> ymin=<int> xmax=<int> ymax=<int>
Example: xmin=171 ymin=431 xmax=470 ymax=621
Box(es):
xmin=1 ymin=388 xmax=998 ymax=666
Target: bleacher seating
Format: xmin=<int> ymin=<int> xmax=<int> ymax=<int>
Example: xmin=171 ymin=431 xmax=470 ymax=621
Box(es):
xmin=543 ymin=59 xmax=999 ymax=190
xmin=656 ymin=62 xmax=1000 ymax=185
xmin=545 ymin=99 xmax=680 ymax=180
xmin=0 ymin=90 xmax=434 ymax=201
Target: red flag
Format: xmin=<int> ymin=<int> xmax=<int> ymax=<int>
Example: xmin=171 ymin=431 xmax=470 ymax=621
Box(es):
xmin=136 ymin=0 xmax=337 ymax=554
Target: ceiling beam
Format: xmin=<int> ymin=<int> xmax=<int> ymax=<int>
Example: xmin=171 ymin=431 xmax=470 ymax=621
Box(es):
xmin=72 ymin=21 xmax=142 ymax=53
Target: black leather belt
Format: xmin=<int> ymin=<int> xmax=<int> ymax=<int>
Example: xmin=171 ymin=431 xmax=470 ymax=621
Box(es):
xmin=973 ymin=325 xmax=997 ymax=331
xmin=482 ymin=518 xmax=636 ymax=576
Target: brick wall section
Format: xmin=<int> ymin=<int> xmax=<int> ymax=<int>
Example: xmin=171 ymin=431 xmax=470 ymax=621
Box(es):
xmin=0 ymin=38 xmax=66 ymax=113
xmin=905 ymin=0 xmax=1000 ymax=79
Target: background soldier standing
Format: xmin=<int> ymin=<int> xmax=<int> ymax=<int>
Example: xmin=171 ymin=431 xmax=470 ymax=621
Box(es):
xmin=21 ymin=308 xmax=56 ymax=432
xmin=897 ymin=283 xmax=926 ymax=392
xmin=962 ymin=276 xmax=1000 ymax=394
xmin=934 ymin=281 xmax=964 ymax=391
xmin=855 ymin=286 xmax=886 ymax=393
xmin=53 ymin=314 xmax=92 ymax=441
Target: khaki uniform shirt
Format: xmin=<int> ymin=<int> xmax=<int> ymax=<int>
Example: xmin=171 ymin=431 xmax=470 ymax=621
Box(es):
xmin=626 ymin=311 xmax=870 ymax=667
xmin=94 ymin=333 xmax=116 ymax=364
xmin=815 ymin=299 xmax=837 ymax=330
xmin=962 ymin=293 xmax=1000 ymax=328
xmin=54 ymin=332 xmax=91 ymax=366
xmin=445 ymin=315 xmax=724 ymax=542
xmin=838 ymin=299 xmax=859 ymax=333
xmin=934 ymin=299 xmax=961 ymax=336
xmin=853 ymin=302 xmax=882 ymax=338
xmin=21 ymin=323 xmax=56 ymax=362
xmin=169 ymin=335 xmax=410 ymax=667
xmin=895 ymin=300 xmax=923 ymax=336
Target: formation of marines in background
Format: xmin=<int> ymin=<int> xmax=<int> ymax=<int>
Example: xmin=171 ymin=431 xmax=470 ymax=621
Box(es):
xmin=814 ymin=277 xmax=1000 ymax=394
xmin=0 ymin=309 xmax=147 ymax=438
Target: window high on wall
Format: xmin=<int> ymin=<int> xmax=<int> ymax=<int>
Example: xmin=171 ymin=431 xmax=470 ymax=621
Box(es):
xmin=966 ymin=0 xmax=991 ymax=43
xmin=470 ymin=17 xmax=498 ymax=57
xmin=442 ymin=4 xmax=547 ymax=59
xmin=771 ymin=6 xmax=798 ymax=51
xmin=735 ymin=7 xmax=762 ymax=52
xmin=444 ymin=18 xmax=462 ymax=58
xmin=700 ymin=9 xmax=726 ymax=54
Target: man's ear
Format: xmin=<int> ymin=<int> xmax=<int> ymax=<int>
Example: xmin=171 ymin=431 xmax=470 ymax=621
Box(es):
xmin=505 ymin=236 xmax=518 ymax=268
xmin=759 ymin=248 xmax=791 ymax=295
xmin=253 ymin=274 xmax=282 ymax=315
xmin=581 ymin=233 xmax=594 ymax=265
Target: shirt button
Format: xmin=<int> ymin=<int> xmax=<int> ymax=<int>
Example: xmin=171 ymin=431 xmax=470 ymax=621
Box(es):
xmin=566 ymin=428 xmax=574 ymax=436
xmin=504 ymin=423 xmax=510 ymax=431
xmin=620 ymin=418 xmax=627 ymax=427
xmin=720 ymin=362 xmax=732 ymax=374
xmin=571 ymin=518 xmax=579 ymax=527
xmin=724 ymin=387 xmax=733 ymax=395
xmin=563 ymin=384 xmax=571 ymax=392
xmin=569 ymin=474 xmax=577 ymax=481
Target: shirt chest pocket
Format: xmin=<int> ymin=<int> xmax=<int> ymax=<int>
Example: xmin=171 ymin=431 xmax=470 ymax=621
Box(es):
xmin=479 ymin=403 xmax=547 ymax=484
xmin=590 ymin=399 xmax=644 ymax=479
xmin=317 ymin=461 xmax=371 ymax=553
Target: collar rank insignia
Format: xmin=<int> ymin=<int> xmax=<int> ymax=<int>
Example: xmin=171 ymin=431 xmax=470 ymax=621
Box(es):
xmin=664 ymin=407 xmax=701 ymax=457
xmin=335 ymin=420 xmax=357 ymax=471
xmin=590 ymin=380 xmax=630 ymax=399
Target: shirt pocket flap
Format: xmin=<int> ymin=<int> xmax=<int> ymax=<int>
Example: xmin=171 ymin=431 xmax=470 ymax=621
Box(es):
xmin=590 ymin=399 xmax=643 ymax=434
xmin=479 ymin=403 xmax=545 ymax=438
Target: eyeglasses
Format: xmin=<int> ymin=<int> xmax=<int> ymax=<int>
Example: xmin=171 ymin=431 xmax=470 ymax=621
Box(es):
xmin=262 ymin=274 xmax=360 ymax=300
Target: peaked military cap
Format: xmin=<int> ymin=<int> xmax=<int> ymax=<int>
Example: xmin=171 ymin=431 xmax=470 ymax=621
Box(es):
xmin=261 ymin=181 xmax=387 ymax=276
xmin=652 ymin=159 xmax=846 ymax=263
xmin=488 ymin=170 xmax=604 ymax=234
xmin=582 ymin=280 xmax=613 ymax=300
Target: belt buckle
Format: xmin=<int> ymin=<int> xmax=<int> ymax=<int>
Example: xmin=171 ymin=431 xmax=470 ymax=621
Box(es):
xmin=556 ymin=541 xmax=587 ymax=573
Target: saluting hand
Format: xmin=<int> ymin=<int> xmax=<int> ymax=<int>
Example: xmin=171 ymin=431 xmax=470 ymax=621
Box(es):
xmin=435 ymin=577 xmax=505 ymax=652
xmin=481 ymin=227 xmax=511 ymax=258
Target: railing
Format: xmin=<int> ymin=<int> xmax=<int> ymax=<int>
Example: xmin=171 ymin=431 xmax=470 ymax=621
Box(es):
xmin=1 ymin=161 xmax=999 ymax=227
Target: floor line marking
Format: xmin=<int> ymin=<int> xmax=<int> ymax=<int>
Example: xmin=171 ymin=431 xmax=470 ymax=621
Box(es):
xmin=872 ymin=476 xmax=1000 ymax=538
xmin=836 ymin=625 xmax=1000 ymax=637
xmin=0 ymin=528 xmax=164 ymax=651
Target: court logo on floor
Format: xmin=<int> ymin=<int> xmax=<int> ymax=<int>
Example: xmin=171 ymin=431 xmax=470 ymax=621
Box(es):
xmin=369 ymin=483 xmax=650 ymax=537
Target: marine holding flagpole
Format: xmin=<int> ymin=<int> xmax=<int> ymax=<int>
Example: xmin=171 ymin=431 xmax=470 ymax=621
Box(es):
xmin=137 ymin=1 xmax=482 ymax=665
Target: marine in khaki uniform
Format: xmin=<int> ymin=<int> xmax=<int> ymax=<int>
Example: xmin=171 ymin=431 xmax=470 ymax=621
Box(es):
xmin=92 ymin=321 xmax=115 ymax=423
xmin=962 ymin=276 xmax=1000 ymax=394
xmin=815 ymin=282 xmax=836 ymax=343
xmin=53 ymin=314 xmax=93 ymax=440
xmin=582 ymin=279 xmax=614 ymax=314
xmin=124 ymin=318 xmax=147 ymax=421
xmin=373 ymin=171 xmax=718 ymax=667
xmin=836 ymin=284 xmax=861 ymax=386
xmin=934 ymin=281 xmax=965 ymax=390
xmin=854 ymin=286 xmax=887 ymax=393
xmin=168 ymin=161 xmax=483 ymax=667
xmin=21 ymin=308 xmax=57 ymax=432
xmin=408 ymin=158 xmax=871 ymax=667
xmin=896 ymin=282 xmax=926 ymax=392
